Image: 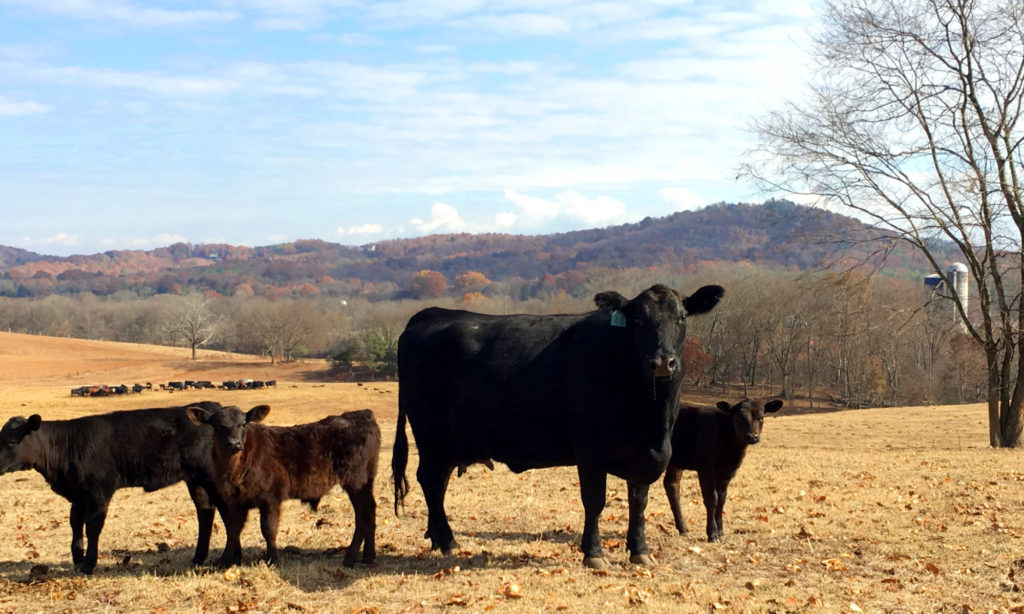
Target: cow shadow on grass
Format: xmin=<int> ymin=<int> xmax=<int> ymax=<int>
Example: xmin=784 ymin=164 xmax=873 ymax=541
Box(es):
xmin=0 ymin=536 xmax=596 ymax=592
xmin=463 ymin=529 xmax=578 ymax=546
xmin=0 ymin=545 xmax=359 ymax=589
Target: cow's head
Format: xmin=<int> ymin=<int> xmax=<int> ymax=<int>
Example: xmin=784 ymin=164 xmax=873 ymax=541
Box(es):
xmin=595 ymin=284 xmax=723 ymax=381
xmin=0 ymin=415 xmax=41 ymax=474
xmin=717 ymin=398 xmax=783 ymax=445
xmin=187 ymin=404 xmax=270 ymax=454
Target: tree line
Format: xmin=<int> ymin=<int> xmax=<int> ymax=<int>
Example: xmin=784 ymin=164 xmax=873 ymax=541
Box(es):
xmin=0 ymin=261 xmax=982 ymax=408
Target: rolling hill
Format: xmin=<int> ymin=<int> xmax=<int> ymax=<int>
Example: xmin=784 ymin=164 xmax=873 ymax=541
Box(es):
xmin=0 ymin=200 xmax=941 ymax=300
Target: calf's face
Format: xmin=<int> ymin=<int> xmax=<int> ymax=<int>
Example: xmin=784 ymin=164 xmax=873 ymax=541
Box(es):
xmin=187 ymin=405 xmax=270 ymax=454
xmin=721 ymin=399 xmax=783 ymax=445
xmin=0 ymin=415 xmax=41 ymax=473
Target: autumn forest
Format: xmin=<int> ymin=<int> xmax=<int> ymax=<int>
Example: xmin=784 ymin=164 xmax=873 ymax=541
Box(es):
xmin=0 ymin=200 xmax=979 ymax=409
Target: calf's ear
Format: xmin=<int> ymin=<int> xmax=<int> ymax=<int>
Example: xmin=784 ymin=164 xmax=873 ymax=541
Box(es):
xmin=683 ymin=285 xmax=724 ymax=316
xmin=594 ymin=291 xmax=628 ymax=313
xmin=765 ymin=399 xmax=784 ymax=413
xmin=185 ymin=406 xmax=211 ymax=426
xmin=246 ymin=405 xmax=271 ymax=423
xmin=25 ymin=415 xmax=41 ymax=433
xmin=715 ymin=401 xmax=732 ymax=413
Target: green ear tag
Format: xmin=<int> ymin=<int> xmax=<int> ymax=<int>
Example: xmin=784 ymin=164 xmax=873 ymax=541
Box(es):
xmin=610 ymin=311 xmax=626 ymax=327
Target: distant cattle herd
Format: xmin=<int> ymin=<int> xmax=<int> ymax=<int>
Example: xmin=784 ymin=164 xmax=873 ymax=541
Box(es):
xmin=0 ymin=282 xmax=796 ymax=576
xmin=70 ymin=379 xmax=277 ymax=397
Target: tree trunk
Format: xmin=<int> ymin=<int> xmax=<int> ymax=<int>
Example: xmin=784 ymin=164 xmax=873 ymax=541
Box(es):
xmin=987 ymin=348 xmax=1002 ymax=447
xmin=999 ymin=398 xmax=1024 ymax=448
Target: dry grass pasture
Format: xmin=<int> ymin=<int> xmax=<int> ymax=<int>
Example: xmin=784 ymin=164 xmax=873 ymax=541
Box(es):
xmin=0 ymin=332 xmax=1021 ymax=613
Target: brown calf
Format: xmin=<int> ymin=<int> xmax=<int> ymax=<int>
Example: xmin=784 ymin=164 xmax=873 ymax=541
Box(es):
xmin=187 ymin=404 xmax=379 ymax=567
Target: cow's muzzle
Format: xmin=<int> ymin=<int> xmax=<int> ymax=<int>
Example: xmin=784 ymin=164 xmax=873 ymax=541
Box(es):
xmin=651 ymin=356 xmax=679 ymax=378
xmin=747 ymin=434 xmax=761 ymax=445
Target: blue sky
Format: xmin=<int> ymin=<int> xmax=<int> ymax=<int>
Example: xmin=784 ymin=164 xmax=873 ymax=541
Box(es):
xmin=1 ymin=0 xmax=817 ymax=257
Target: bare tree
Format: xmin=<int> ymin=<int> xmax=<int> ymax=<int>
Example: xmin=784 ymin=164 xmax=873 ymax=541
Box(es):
xmin=163 ymin=293 xmax=217 ymax=360
xmin=745 ymin=0 xmax=1024 ymax=446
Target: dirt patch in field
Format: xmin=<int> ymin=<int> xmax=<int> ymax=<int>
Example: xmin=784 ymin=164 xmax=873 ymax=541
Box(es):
xmin=0 ymin=331 xmax=328 ymax=389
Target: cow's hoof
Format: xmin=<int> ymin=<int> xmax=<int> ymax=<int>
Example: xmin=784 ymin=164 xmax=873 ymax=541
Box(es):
xmin=582 ymin=556 xmax=608 ymax=570
xmin=439 ymin=540 xmax=459 ymax=555
xmin=629 ymin=553 xmax=655 ymax=566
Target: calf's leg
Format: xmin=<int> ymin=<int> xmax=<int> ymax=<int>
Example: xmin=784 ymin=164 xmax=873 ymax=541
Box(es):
xmin=258 ymin=503 xmax=281 ymax=565
xmin=697 ymin=472 xmax=720 ymax=542
xmin=69 ymin=501 xmax=86 ymax=566
xmin=343 ymin=482 xmax=377 ymax=566
xmin=219 ymin=507 xmax=247 ymax=567
xmin=626 ymin=481 xmax=655 ymax=565
xmin=713 ymin=483 xmax=728 ymax=541
xmin=578 ymin=467 xmax=607 ymax=570
xmin=187 ymin=482 xmax=218 ymax=565
xmin=80 ymin=499 xmax=110 ymax=575
xmin=662 ymin=466 xmax=688 ymax=534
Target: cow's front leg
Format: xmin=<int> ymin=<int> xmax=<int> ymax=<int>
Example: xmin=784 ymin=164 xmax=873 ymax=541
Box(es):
xmin=187 ymin=482 xmax=217 ymax=565
xmin=258 ymin=503 xmax=281 ymax=565
xmin=417 ymin=460 xmax=457 ymax=553
xmin=626 ymin=481 xmax=655 ymax=565
xmin=713 ymin=484 xmax=728 ymax=542
xmin=69 ymin=501 xmax=86 ymax=566
xmin=80 ymin=499 xmax=110 ymax=575
xmin=578 ymin=467 xmax=607 ymax=569
xmin=663 ymin=466 xmax=688 ymax=534
xmin=219 ymin=506 xmax=247 ymax=567
xmin=698 ymin=473 xmax=720 ymax=542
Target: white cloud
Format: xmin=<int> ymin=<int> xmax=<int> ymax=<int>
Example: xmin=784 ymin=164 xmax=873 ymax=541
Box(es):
xmin=557 ymin=191 xmax=629 ymax=226
xmin=333 ymin=32 xmax=382 ymax=46
xmin=660 ymin=187 xmax=706 ymax=211
xmin=4 ymin=0 xmax=237 ymax=27
xmin=20 ymin=64 xmax=240 ymax=98
xmin=40 ymin=232 xmax=78 ymax=246
xmin=0 ymin=96 xmax=50 ymax=116
xmin=336 ymin=223 xmax=384 ymax=235
xmin=494 ymin=211 xmax=517 ymax=229
xmin=415 ymin=44 xmax=457 ymax=54
xmin=129 ymin=233 xmax=188 ymax=249
xmin=451 ymin=13 xmax=571 ymax=37
xmin=501 ymin=189 xmax=631 ymax=229
xmin=411 ymin=203 xmax=466 ymax=233
xmin=504 ymin=189 xmax=560 ymax=226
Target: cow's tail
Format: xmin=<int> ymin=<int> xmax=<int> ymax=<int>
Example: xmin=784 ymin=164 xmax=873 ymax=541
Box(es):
xmin=391 ymin=405 xmax=410 ymax=516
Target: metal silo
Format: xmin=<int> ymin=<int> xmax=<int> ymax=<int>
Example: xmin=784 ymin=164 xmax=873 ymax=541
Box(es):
xmin=922 ymin=263 xmax=969 ymax=330
xmin=947 ymin=262 xmax=969 ymax=328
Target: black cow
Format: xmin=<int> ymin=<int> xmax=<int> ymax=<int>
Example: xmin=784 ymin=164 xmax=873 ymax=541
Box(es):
xmin=0 ymin=401 xmax=228 ymax=574
xmin=392 ymin=283 xmax=723 ymax=569
xmin=663 ymin=398 xmax=783 ymax=542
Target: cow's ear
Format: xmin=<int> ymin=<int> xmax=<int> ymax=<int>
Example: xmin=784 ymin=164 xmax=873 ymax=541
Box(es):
xmin=765 ymin=399 xmax=784 ymax=413
xmin=25 ymin=415 xmax=41 ymax=433
xmin=185 ymin=406 xmax=211 ymax=426
xmin=683 ymin=285 xmax=724 ymax=316
xmin=715 ymin=401 xmax=732 ymax=413
xmin=246 ymin=405 xmax=271 ymax=423
xmin=594 ymin=291 xmax=628 ymax=313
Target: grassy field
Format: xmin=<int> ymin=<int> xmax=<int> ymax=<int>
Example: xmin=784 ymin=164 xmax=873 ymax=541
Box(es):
xmin=0 ymin=332 xmax=1021 ymax=612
